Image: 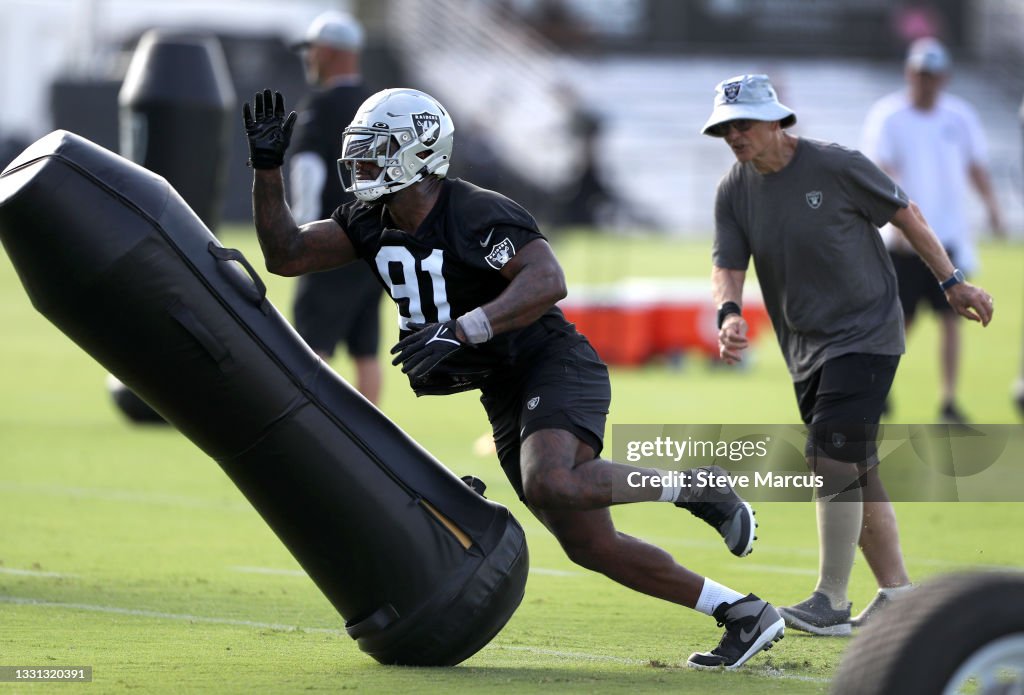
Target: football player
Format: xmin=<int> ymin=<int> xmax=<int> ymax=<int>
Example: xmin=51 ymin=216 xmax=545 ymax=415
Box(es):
xmin=244 ymin=87 xmax=784 ymax=669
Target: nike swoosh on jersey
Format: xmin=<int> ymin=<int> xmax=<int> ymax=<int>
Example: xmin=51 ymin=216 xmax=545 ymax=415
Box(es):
xmin=479 ymin=227 xmax=495 ymax=247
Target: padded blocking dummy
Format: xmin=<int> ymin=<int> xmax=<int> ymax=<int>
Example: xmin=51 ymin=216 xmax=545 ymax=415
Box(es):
xmin=0 ymin=131 xmax=528 ymax=666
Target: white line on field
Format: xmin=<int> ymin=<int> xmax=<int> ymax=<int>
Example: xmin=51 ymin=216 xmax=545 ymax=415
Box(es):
xmin=480 ymin=647 xmax=832 ymax=683
xmin=0 ymin=595 xmax=344 ymax=634
xmin=0 ymin=480 xmax=249 ymax=512
xmin=231 ymin=566 xmax=307 ymax=577
xmin=756 ymin=666 xmax=832 ymax=684
xmin=0 ymin=567 xmax=77 ymax=578
xmin=484 ymin=644 xmax=640 ymax=664
xmin=0 ymin=595 xmax=830 ymax=683
xmin=730 ymin=563 xmax=818 ymax=576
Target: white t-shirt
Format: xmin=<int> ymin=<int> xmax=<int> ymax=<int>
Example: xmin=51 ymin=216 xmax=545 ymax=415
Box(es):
xmin=861 ymin=91 xmax=988 ymax=272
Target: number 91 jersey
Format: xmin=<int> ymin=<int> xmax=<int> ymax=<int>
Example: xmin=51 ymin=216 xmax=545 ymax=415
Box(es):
xmin=332 ymin=178 xmax=582 ymax=377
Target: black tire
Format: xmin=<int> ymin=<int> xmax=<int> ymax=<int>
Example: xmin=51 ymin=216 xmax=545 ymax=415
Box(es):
xmin=831 ymin=571 xmax=1024 ymax=695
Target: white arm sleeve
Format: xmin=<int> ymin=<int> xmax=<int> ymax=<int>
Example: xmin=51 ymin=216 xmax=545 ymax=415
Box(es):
xmin=289 ymin=152 xmax=328 ymax=224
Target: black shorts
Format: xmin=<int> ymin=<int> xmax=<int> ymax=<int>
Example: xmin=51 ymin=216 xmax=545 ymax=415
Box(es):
xmin=890 ymin=249 xmax=956 ymax=321
xmin=794 ymin=352 xmax=900 ymax=463
xmin=293 ymin=264 xmax=383 ymax=358
xmin=480 ymin=337 xmax=611 ymax=501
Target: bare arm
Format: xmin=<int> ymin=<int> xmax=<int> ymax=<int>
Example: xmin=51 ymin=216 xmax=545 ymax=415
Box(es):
xmin=890 ymin=202 xmax=955 ymax=280
xmin=890 ymin=202 xmax=994 ymax=326
xmin=457 ymin=238 xmax=566 ymax=340
xmin=968 ymin=163 xmax=1005 ymax=238
xmin=711 ymin=265 xmax=749 ymax=364
xmin=252 ymin=168 xmax=357 ymax=277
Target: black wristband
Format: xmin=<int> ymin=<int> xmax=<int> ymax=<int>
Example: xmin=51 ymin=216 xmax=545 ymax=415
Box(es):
xmin=717 ymin=301 xmax=742 ymax=329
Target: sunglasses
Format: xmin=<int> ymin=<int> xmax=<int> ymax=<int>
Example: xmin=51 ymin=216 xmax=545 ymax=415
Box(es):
xmin=708 ymin=119 xmax=757 ymax=137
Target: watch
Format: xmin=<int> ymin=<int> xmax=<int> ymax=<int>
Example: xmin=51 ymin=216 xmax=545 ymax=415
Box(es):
xmin=939 ymin=268 xmax=965 ymax=291
xmin=717 ymin=301 xmax=742 ymax=329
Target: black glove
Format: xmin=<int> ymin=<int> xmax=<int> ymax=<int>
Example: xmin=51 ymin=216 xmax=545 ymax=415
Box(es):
xmin=392 ymin=320 xmax=496 ymax=395
xmin=242 ymin=89 xmax=297 ymax=169
xmin=391 ymin=320 xmax=466 ymax=381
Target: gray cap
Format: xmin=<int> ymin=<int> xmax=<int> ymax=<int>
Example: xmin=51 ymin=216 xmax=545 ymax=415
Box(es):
xmin=701 ymin=74 xmax=796 ymax=136
xmin=292 ymin=11 xmax=364 ymax=51
xmin=906 ymin=37 xmax=950 ymax=74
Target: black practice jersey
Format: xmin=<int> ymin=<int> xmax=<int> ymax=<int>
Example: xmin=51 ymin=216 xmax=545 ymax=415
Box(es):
xmin=291 ymin=81 xmax=373 ymax=217
xmin=332 ymin=178 xmax=582 ymax=387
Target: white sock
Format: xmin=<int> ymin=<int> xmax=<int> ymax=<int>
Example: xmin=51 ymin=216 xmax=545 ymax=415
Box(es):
xmin=658 ymin=482 xmax=681 ymax=502
xmin=695 ymin=578 xmax=746 ymax=616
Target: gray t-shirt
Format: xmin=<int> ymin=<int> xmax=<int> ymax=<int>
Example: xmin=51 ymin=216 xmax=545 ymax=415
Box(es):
xmin=713 ymin=138 xmax=908 ymax=381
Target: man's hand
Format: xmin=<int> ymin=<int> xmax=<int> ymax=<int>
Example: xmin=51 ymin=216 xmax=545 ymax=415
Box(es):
xmin=242 ymin=89 xmax=297 ymax=169
xmin=946 ymin=283 xmax=994 ymax=327
xmin=718 ymin=314 xmax=749 ymax=364
xmin=391 ymin=320 xmax=466 ymax=381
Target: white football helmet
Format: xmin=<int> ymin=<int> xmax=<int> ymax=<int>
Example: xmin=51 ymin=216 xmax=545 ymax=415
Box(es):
xmin=339 ymin=88 xmax=454 ymax=202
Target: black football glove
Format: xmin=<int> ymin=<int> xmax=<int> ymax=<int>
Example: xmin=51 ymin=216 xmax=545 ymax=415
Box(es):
xmin=391 ymin=320 xmax=466 ymax=381
xmin=242 ymin=89 xmax=297 ymax=169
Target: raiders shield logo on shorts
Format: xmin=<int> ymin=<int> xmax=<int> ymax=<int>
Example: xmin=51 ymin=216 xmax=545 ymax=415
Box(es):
xmin=413 ymin=111 xmax=441 ymax=146
xmin=806 ymin=191 xmax=823 ymax=209
xmin=485 ymin=238 xmax=516 ymax=269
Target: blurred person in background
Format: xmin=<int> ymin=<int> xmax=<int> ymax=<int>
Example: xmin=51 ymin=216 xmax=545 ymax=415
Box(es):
xmin=1017 ymin=94 xmax=1024 ymax=419
xmin=861 ymin=37 xmax=1005 ymax=424
xmin=705 ymin=74 xmax=994 ymax=635
xmin=244 ymin=86 xmax=786 ymax=670
xmin=555 ymin=87 xmax=614 ymax=230
xmin=288 ymin=11 xmax=383 ymax=404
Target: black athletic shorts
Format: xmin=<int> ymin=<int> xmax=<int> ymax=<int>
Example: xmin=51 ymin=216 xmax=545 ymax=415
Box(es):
xmin=480 ymin=337 xmax=611 ymax=501
xmin=890 ymin=249 xmax=956 ymax=321
xmin=293 ymin=264 xmax=383 ymax=358
xmin=794 ymin=352 xmax=900 ymax=463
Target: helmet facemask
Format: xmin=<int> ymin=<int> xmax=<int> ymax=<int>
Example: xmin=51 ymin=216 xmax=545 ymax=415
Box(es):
xmin=337 ymin=89 xmax=454 ymax=202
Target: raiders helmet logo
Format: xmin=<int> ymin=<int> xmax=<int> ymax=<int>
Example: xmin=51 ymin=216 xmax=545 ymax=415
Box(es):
xmin=413 ymin=111 xmax=440 ymax=146
xmin=723 ymin=81 xmax=742 ymax=102
xmin=485 ymin=238 xmax=516 ymax=270
xmin=806 ymin=191 xmax=823 ymax=209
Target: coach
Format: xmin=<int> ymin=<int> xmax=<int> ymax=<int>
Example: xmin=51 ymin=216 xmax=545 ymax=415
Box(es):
xmin=703 ymin=73 xmax=994 ymax=635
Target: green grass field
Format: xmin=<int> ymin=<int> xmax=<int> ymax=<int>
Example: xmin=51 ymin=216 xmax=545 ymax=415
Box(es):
xmin=2 ymin=228 xmax=1022 ymax=693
